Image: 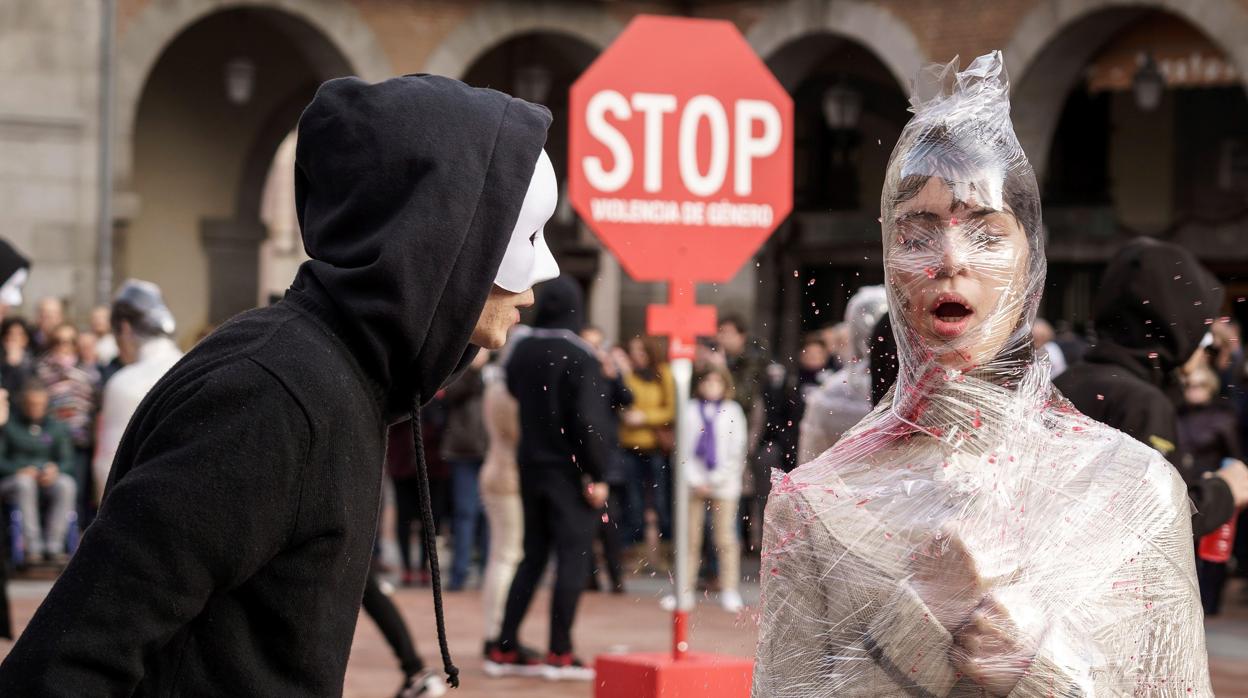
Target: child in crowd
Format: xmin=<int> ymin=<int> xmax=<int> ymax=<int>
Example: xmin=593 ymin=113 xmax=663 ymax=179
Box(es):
xmin=664 ymin=365 xmax=747 ymax=613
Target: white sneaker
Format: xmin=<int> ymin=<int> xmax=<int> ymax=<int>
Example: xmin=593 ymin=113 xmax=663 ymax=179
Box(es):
xmin=660 ymin=592 xmax=695 ymax=611
xmin=398 ymin=669 xmax=448 ymax=697
xmin=721 ymin=589 xmax=744 ymax=613
xmin=542 ymin=654 xmax=595 ymax=681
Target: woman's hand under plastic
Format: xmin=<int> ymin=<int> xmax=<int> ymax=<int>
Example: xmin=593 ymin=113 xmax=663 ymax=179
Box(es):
xmin=951 ymin=592 xmax=1043 ymax=696
xmin=909 ymin=526 xmax=987 ymax=633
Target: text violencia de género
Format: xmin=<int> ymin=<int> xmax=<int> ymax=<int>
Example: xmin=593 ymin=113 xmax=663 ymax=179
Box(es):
xmin=588 ymin=198 xmax=774 ymax=228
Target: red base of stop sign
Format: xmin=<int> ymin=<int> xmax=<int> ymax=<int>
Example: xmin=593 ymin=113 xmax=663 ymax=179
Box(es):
xmin=594 ymin=652 xmax=754 ymax=698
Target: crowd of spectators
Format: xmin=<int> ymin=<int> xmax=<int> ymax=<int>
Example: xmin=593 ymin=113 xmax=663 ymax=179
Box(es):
xmin=0 ymin=297 xmax=119 ymax=567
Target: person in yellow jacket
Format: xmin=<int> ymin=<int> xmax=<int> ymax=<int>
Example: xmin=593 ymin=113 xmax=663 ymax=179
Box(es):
xmin=617 ymin=336 xmax=676 ymax=543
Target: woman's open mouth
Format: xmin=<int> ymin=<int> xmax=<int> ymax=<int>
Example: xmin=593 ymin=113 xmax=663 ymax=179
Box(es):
xmin=929 ymin=294 xmax=974 ymax=338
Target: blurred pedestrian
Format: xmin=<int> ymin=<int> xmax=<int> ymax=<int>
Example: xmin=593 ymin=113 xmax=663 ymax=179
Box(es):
xmin=1055 ymin=238 xmax=1248 ymax=537
xmin=479 ymin=343 xmax=526 ymax=661
xmin=618 ymin=335 xmax=675 ymax=544
xmin=31 ymin=297 xmax=63 ymax=355
xmin=580 ymin=326 xmax=631 ymax=594
xmin=1032 ymin=318 xmax=1067 ymax=377
xmin=716 ymin=315 xmax=768 ymax=549
xmin=798 ymin=286 xmax=889 ymax=462
xmin=35 ymin=323 xmax=99 ymax=520
xmin=76 ymin=332 xmax=101 ymax=374
xmin=1 ymin=317 xmax=33 ymax=396
xmin=1053 ymin=320 xmax=1089 ymax=367
xmin=0 ymin=74 xmax=558 ymax=692
xmin=92 ymin=280 xmax=181 ymax=507
xmin=441 ymin=349 xmax=490 ymax=591
xmin=361 ymin=568 xmax=448 ymax=698
xmin=0 ymin=379 xmax=76 ymax=566
xmin=663 ymin=365 xmax=746 ymax=612
xmin=489 ymin=276 xmax=611 ymax=681
xmin=90 ymin=305 xmax=118 ymax=366
xmin=819 ymin=323 xmax=849 ymax=372
xmin=1178 ymin=365 xmax=1241 ymax=615
xmin=796 ymin=335 xmax=831 ymax=396
xmin=389 ymin=420 xmax=433 ymax=588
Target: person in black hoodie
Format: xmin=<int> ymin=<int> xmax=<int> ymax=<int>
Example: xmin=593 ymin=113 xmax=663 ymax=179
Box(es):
xmin=0 ymin=74 xmax=561 ymax=695
xmin=486 ymin=275 xmax=611 ymax=681
xmin=1055 ymin=238 xmax=1248 ymax=538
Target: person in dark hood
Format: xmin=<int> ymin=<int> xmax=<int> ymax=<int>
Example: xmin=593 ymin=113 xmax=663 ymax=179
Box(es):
xmin=1056 ymin=238 xmax=1248 ymax=538
xmin=486 ymin=275 xmax=611 ymax=682
xmin=0 ymin=74 xmax=560 ymax=695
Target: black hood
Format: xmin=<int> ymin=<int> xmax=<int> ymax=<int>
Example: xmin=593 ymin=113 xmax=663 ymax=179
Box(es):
xmin=1087 ymin=237 xmax=1223 ymax=385
xmin=0 ymin=239 xmax=29 ymax=286
xmin=290 ymin=75 xmax=551 ymax=416
xmin=533 ymin=275 xmax=585 ymax=332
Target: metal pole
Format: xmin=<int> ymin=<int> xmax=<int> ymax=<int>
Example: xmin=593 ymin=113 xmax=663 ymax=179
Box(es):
xmin=670 ymin=354 xmax=692 ymax=660
xmin=96 ymin=0 xmax=116 ymax=305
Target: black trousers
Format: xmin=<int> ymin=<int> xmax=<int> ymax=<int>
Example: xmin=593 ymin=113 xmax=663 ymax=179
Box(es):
xmin=499 ymin=469 xmax=595 ymax=655
xmin=361 ymin=572 xmax=423 ymax=676
xmin=591 ymin=504 xmax=624 ymax=590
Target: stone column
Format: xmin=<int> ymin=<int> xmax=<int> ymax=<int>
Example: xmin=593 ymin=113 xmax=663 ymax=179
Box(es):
xmin=200 ymin=217 xmax=266 ymax=325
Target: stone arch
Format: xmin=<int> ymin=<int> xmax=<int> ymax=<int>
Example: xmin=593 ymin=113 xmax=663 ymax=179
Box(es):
xmin=422 ymin=0 xmax=622 ymax=79
xmin=114 ymin=0 xmax=391 ymax=188
xmin=745 ymin=0 xmax=927 ymax=91
xmin=1005 ymin=0 xmax=1248 ymax=179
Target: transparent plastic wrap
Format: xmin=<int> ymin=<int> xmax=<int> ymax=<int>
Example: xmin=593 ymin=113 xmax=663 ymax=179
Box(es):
xmin=753 ymin=52 xmax=1212 ymax=697
xmin=798 ymin=285 xmax=889 ymax=463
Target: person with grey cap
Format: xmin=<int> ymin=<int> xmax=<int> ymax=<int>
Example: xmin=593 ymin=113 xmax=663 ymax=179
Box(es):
xmin=91 ymin=280 xmax=182 ymax=506
xmin=797 ymin=285 xmax=889 ymax=463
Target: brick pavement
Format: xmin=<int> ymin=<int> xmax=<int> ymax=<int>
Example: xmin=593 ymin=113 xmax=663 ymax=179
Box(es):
xmin=3 ymin=576 xmax=1246 ymax=696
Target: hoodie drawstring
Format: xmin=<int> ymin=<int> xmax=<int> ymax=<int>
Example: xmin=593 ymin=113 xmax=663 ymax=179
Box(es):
xmin=410 ymin=397 xmax=460 ymax=688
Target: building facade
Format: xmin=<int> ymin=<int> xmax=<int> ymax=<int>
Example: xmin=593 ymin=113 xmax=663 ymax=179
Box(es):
xmin=4 ymin=0 xmax=1247 ymax=356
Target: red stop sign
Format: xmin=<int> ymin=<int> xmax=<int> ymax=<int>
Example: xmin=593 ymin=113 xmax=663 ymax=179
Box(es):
xmin=569 ymin=15 xmax=794 ymax=285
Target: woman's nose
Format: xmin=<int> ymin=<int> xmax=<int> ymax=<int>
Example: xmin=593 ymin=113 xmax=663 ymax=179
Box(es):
xmin=936 ymin=231 xmax=966 ymax=277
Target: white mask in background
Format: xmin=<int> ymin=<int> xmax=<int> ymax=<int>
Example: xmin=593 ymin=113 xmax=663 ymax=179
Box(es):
xmin=0 ymin=267 xmax=28 ymax=308
xmin=494 ymin=149 xmax=561 ymax=293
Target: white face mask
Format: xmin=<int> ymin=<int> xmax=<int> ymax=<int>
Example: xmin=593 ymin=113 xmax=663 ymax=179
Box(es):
xmin=0 ymin=267 xmax=28 ymax=308
xmin=493 ymin=149 xmax=561 ymax=293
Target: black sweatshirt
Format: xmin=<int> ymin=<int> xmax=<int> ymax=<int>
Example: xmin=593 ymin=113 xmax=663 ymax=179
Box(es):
xmin=1056 ymin=238 xmax=1235 ymax=538
xmin=506 ymin=276 xmax=612 ymax=482
xmin=0 ymin=75 xmax=550 ymax=695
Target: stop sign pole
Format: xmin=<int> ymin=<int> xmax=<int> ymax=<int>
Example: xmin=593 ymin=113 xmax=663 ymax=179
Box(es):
xmin=570 ymin=14 xmax=791 ymax=693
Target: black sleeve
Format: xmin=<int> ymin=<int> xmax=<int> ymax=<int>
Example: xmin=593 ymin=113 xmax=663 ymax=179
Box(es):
xmin=610 ymin=377 xmax=634 ymax=410
xmin=1116 ymin=395 xmax=1181 ymax=466
xmin=1222 ymin=415 xmax=1243 ymax=462
xmin=1191 ymin=476 xmax=1236 ymax=538
xmin=1112 ymin=393 xmax=1237 ymax=538
xmin=0 ymin=361 xmax=311 ymax=694
xmin=567 ymin=352 xmax=612 ymax=483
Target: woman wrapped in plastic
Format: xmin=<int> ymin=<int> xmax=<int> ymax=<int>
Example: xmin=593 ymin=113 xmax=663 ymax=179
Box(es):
xmin=753 ymin=52 xmax=1211 ymax=697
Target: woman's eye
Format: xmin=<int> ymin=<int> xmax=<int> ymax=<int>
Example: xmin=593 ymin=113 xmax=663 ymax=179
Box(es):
xmin=967 ymin=225 xmax=1002 ymax=248
xmin=898 ymin=235 xmax=929 ymax=251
